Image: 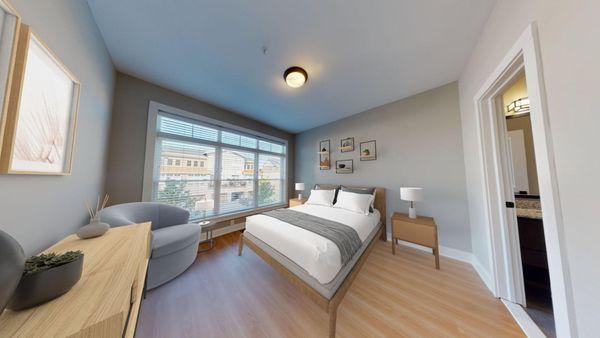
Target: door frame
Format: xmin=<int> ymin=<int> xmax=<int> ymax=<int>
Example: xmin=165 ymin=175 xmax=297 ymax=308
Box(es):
xmin=473 ymin=23 xmax=576 ymax=337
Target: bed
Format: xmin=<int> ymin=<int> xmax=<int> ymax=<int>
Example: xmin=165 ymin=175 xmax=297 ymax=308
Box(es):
xmin=237 ymin=185 xmax=387 ymax=337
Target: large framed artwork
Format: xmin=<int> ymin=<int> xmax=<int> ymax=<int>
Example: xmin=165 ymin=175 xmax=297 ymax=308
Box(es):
xmin=0 ymin=0 xmax=21 ymax=158
xmin=0 ymin=24 xmax=81 ymax=175
xmin=318 ymin=139 xmax=330 ymax=170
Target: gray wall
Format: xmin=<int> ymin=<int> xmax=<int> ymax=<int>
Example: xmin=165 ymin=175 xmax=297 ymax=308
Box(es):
xmin=295 ymin=82 xmax=471 ymax=252
xmin=105 ymin=72 xmax=295 ymax=205
xmin=458 ymin=0 xmax=600 ymax=334
xmin=0 ymin=1 xmax=115 ymax=256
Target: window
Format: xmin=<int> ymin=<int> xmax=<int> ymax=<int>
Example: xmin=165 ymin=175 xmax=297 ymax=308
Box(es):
xmin=147 ymin=110 xmax=287 ymax=220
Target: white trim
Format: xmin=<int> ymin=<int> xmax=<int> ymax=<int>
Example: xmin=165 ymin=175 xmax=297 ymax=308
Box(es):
xmin=501 ymin=300 xmax=546 ymax=338
xmin=472 ymin=23 xmax=575 ymax=337
xmin=471 ymin=256 xmax=494 ymax=294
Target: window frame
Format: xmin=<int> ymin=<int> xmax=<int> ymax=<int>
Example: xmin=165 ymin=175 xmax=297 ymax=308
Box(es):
xmin=143 ymin=101 xmax=288 ymax=221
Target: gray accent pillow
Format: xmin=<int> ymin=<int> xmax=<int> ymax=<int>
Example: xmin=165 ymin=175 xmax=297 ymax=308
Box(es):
xmin=340 ymin=186 xmax=376 ymax=212
xmin=314 ymin=184 xmax=340 ymax=204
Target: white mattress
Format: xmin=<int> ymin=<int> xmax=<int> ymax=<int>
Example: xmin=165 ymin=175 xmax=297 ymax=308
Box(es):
xmin=245 ymin=204 xmax=380 ymax=284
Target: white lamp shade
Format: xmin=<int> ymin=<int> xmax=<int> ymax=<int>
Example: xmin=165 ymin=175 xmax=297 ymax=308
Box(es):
xmin=400 ymin=187 xmax=424 ymax=202
xmin=295 ymin=183 xmax=305 ymax=191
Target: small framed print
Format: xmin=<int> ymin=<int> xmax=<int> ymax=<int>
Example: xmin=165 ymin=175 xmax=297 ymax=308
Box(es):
xmin=340 ymin=137 xmax=354 ymax=152
xmin=336 ymin=159 xmax=353 ymax=174
xmin=360 ymin=140 xmax=377 ymax=161
xmin=319 ymin=139 xmax=330 ymax=170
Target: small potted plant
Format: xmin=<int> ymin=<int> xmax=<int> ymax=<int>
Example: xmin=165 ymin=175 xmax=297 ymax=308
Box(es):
xmin=7 ymin=250 xmax=84 ymax=311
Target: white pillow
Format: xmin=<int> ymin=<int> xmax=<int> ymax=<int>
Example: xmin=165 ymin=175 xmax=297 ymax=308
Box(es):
xmin=333 ymin=190 xmax=374 ymax=215
xmin=305 ymin=189 xmax=336 ymax=207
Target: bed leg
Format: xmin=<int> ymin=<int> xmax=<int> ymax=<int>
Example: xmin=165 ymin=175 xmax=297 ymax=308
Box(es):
xmin=328 ymin=303 xmax=338 ymax=338
xmin=237 ymin=232 xmax=244 ymax=256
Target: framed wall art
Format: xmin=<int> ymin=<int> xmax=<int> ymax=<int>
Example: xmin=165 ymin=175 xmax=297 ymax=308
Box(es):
xmin=339 ymin=137 xmax=354 ymax=152
xmin=360 ymin=140 xmax=377 ymax=161
xmin=335 ymin=159 xmax=353 ymax=174
xmin=0 ymin=24 xmax=81 ymax=175
xmin=0 ymin=0 xmax=21 ymax=158
xmin=318 ymin=139 xmax=330 ymax=170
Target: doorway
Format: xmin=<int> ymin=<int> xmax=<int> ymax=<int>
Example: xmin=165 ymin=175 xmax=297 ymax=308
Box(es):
xmin=473 ymin=24 xmax=575 ymax=337
xmin=502 ymin=74 xmax=554 ymax=336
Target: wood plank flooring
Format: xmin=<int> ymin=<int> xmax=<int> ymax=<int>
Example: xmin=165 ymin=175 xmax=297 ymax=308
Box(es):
xmin=137 ymin=231 xmax=524 ymax=337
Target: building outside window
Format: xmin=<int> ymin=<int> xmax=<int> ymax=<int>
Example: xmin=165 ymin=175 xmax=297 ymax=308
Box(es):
xmin=147 ymin=110 xmax=287 ymax=220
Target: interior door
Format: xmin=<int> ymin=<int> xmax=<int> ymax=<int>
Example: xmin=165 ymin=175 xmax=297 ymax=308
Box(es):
xmin=494 ymin=98 xmax=527 ymax=306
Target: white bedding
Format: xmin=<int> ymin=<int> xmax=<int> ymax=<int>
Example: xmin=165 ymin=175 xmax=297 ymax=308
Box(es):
xmin=245 ymin=204 xmax=380 ymax=284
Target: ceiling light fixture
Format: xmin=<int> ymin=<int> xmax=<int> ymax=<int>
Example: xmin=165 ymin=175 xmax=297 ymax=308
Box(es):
xmin=507 ymin=97 xmax=530 ymax=114
xmin=284 ymin=66 xmax=308 ymax=88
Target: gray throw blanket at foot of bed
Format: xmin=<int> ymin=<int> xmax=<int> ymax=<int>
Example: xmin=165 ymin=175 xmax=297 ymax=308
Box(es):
xmin=262 ymin=209 xmax=362 ymax=265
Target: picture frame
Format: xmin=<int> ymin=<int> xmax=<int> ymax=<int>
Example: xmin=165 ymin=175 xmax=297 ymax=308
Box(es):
xmin=360 ymin=140 xmax=377 ymax=161
xmin=319 ymin=139 xmax=330 ymax=170
xmin=0 ymin=24 xmax=81 ymax=175
xmin=335 ymin=159 xmax=353 ymax=174
xmin=0 ymin=0 xmax=21 ymax=158
xmin=339 ymin=137 xmax=354 ymax=152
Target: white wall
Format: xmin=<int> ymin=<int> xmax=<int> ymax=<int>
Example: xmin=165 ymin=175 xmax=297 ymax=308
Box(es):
xmin=459 ymin=0 xmax=600 ymax=335
xmin=0 ymin=1 xmax=115 ymax=255
xmin=295 ymin=82 xmax=472 ymax=252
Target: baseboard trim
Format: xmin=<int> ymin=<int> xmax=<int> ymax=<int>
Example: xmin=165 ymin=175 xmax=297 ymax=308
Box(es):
xmin=501 ymin=300 xmax=546 ymax=338
xmin=471 ymin=256 xmax=495 ymax=294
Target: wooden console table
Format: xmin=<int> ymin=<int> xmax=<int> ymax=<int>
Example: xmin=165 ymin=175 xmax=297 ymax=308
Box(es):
xmin=0 ymin=222 xmax=151 ymax=338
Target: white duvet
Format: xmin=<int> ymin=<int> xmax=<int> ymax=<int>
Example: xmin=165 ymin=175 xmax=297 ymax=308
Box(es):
xmin=245 ymin=204 xmax=380 ymax=284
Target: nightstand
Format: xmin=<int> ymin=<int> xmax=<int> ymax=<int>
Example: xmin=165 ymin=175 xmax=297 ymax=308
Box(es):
xmin=289 ymin=198 xmax=308 ymax=207
xmin=391 ymin=212 xmax=440 ymax=269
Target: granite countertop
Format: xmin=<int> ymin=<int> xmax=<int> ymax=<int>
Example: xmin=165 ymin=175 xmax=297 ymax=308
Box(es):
xmin=515 ymin=198 xmax=543 ymax=219
xmin=516 ymin=208 xmax=543 ymax=219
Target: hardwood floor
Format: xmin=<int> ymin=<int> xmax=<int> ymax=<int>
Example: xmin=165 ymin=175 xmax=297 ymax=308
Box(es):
xmin=137 ymin=231 xmax=524 ymax=337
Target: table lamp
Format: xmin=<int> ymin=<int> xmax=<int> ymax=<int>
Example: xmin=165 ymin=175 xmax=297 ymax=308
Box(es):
xmin=295 ymin=183 xmax=305 ymax=199
xmin=400 ymin=187 xmax=424 ymax=219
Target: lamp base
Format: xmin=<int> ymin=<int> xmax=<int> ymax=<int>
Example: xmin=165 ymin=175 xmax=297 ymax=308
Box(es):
xmin=298 ymin=193 xmax=303 ymax=200
xmin=408 ymin=207 xmax=417 ymax=219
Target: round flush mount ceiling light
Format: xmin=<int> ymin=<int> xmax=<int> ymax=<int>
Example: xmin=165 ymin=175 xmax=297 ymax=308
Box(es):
xmin=284 ymin=66 xmax=308 ymax=88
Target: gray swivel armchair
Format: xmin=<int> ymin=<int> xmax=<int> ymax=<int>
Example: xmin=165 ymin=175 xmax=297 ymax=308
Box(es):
xmin=99 ymin=202 xmax=201 ymax=289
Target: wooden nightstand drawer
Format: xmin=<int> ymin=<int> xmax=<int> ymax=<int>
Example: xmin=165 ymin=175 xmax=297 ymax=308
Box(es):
xmin=393 ymin=220 xmax=436 ymax=247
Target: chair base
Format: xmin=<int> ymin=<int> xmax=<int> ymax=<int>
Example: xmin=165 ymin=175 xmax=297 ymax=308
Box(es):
xmin=147 ymin=241 xmax=199 ymax=290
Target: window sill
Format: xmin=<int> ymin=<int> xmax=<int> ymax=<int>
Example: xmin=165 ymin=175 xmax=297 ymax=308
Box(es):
xmin=191 ymin=203 xmax=287 ymax=224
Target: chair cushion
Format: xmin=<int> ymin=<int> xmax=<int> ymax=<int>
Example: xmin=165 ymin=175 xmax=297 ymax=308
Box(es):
xmin=151 ymin=223 xmax=201 ymax=258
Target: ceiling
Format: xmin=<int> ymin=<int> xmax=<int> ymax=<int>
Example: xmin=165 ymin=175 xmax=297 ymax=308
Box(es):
xmin=87 ymin=0 xmax=494 ymax=133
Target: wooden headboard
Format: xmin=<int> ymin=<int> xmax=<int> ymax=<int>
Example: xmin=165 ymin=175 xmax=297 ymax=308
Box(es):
xmin=314 ymin=184 xmax=386 ymax=240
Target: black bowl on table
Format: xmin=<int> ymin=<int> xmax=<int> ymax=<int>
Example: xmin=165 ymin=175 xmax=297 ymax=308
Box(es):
xmin=7 ymin=254 xmax=84 ymax=311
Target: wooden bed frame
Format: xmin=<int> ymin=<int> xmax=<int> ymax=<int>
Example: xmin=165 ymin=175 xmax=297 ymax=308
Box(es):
xmin=237 ymin=185 xmax=386 ymax=337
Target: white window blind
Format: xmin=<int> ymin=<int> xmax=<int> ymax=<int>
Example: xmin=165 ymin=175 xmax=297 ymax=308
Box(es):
xmin=151 ymin=111 xmax=286 ymax=220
